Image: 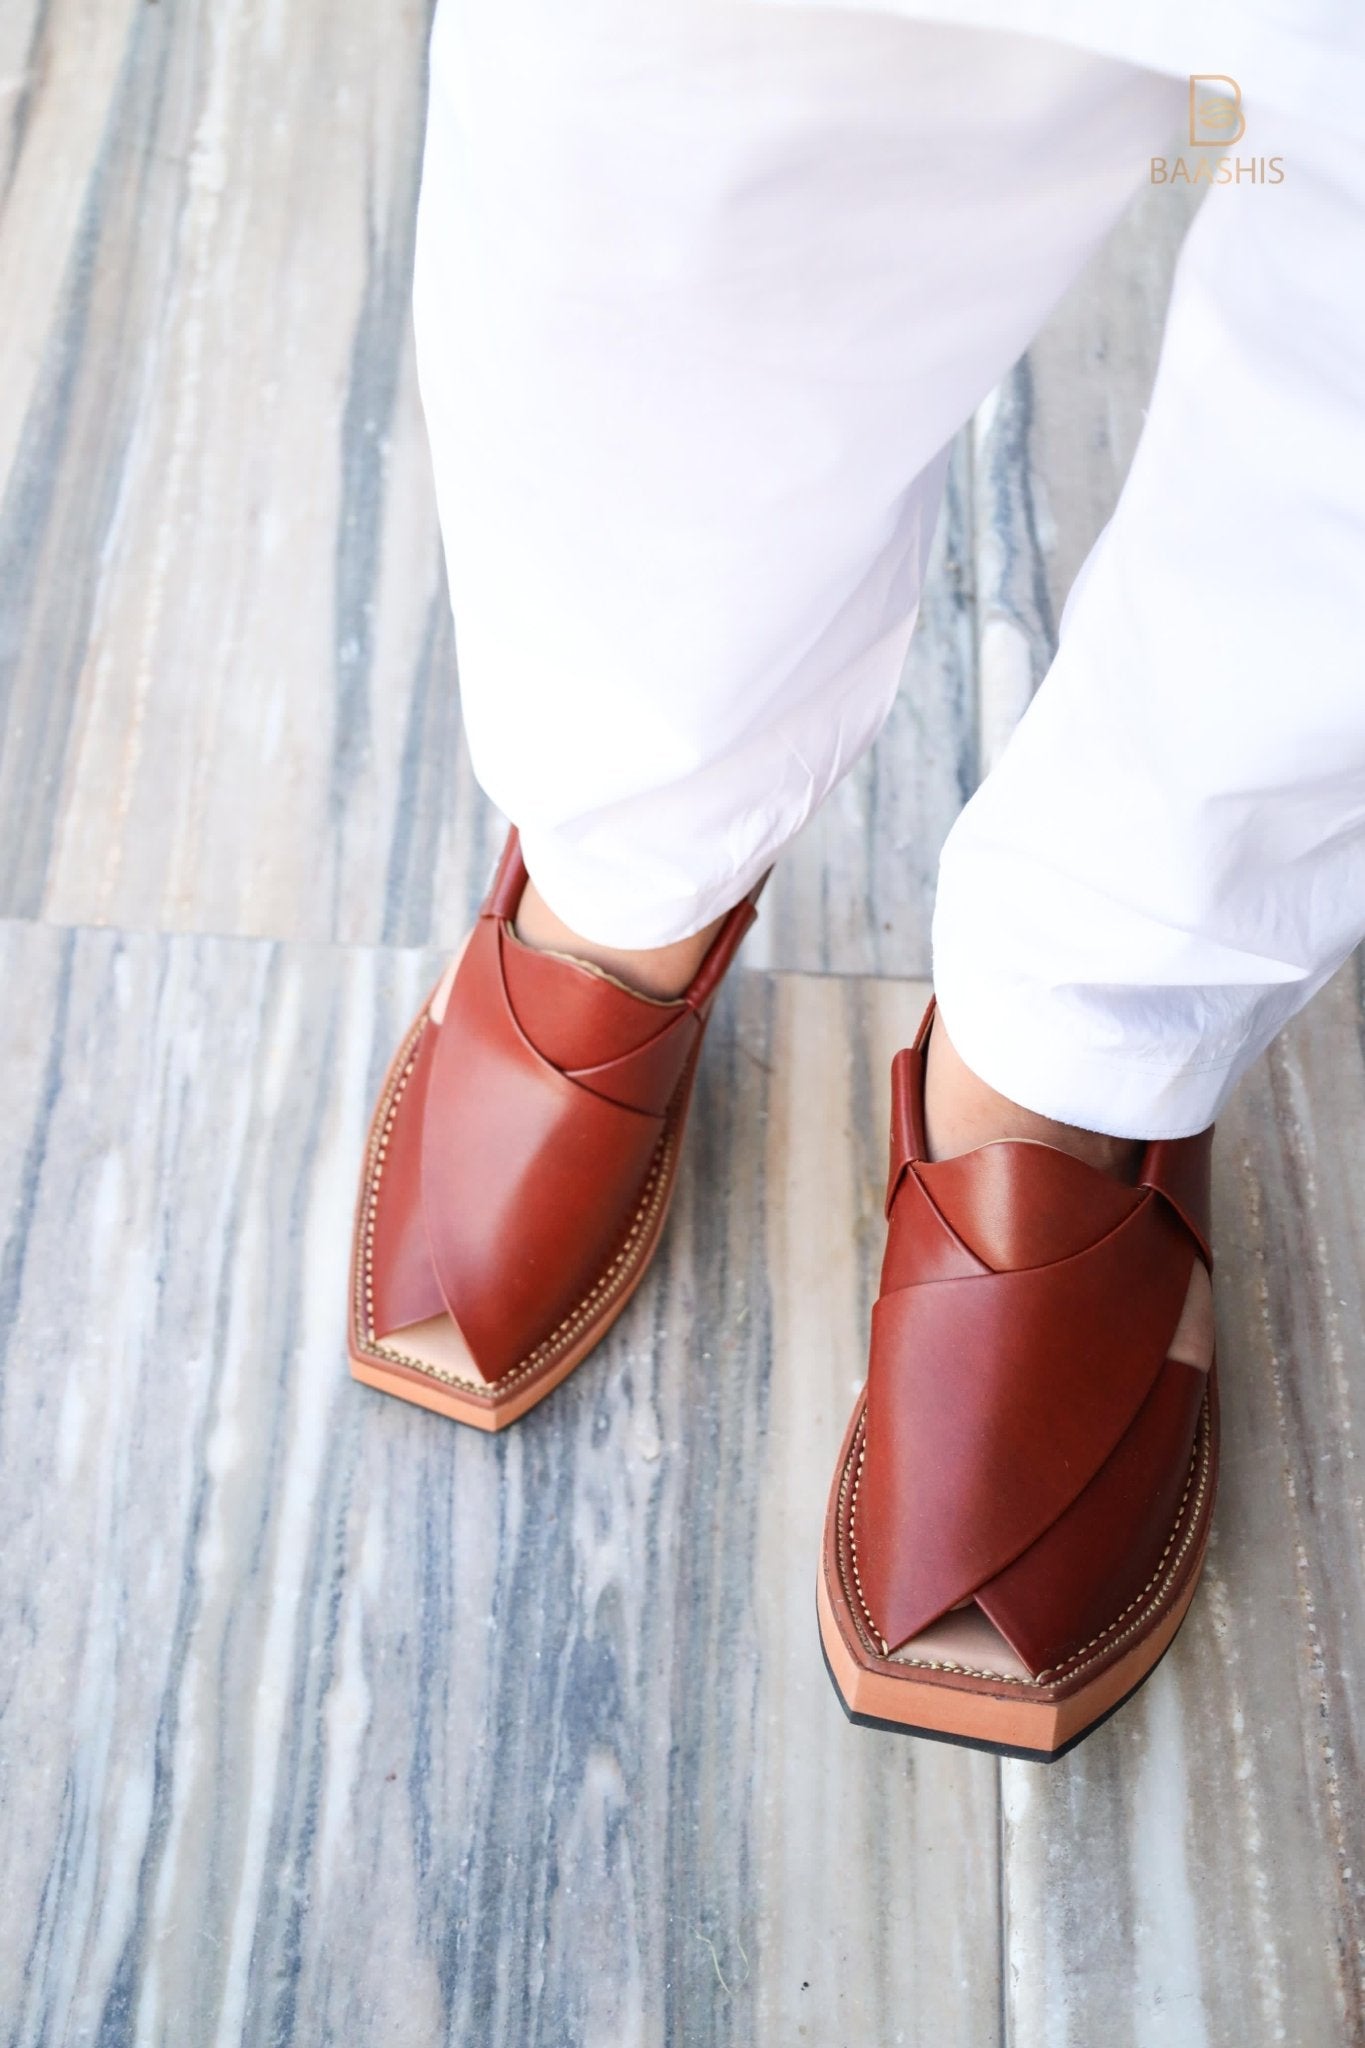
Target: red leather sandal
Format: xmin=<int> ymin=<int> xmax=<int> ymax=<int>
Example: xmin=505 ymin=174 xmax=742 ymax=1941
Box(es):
xmin=819 ymin=996 xmax=1219 ymax=1760
xmin=349 ymin=829 xmax=762 ymax=1429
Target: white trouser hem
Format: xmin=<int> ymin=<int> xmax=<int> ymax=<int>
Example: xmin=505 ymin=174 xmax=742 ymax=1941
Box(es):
xmin=515 ymin=823 xmax=773 ymax=950
xmin=928 ymin=967 xmax=1245 ymax=1139
xmin=497 ymin=608 xmax=922 ymax=949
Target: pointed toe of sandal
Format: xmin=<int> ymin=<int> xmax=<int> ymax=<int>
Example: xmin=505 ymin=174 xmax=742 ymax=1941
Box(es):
xmin=819 ymin=995 xmax=1219 ymax=1760
xmin=348 ymin=829 xmax=762 ymax=1429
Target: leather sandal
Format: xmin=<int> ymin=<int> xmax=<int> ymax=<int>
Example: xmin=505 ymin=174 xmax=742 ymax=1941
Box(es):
xmin=818 ymin=995 xmax=1219 ymax=1760
xmin=349 ymin=829 xmax=762 ymax=1429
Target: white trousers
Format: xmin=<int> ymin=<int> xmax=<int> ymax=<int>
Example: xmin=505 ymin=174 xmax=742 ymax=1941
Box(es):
xmin=412 ymin=4 xmax=1365 ymax=1138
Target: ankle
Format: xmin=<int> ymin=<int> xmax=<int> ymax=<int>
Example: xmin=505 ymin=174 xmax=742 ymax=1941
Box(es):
xmin=923 ymin=1012 xmax=1144 ymax=1182
xmin=513 ymin=879 xmax=725 ymax=1000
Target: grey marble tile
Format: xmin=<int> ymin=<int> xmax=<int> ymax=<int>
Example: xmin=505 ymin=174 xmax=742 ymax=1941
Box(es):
xmin=0 ymin=922 xmax=1000 ymax=2045
xmin=1001 ymin=959 xmax=1365 ymax=2048
xmin=5 ymin=918 xmax=1363 ymax=2044
xmin=0 ymin=0 xmax=494 ymax=950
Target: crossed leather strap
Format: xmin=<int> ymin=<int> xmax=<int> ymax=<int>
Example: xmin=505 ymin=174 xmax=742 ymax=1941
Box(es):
xmin=371 ymin=832 xmax=758 ymax=1381
xmin=856 ymin=1003 xmax=1214 ymax=1677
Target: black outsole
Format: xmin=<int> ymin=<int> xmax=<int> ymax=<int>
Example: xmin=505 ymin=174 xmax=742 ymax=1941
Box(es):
xmin=818 ymin=1600 xmax=1181 ymax=1764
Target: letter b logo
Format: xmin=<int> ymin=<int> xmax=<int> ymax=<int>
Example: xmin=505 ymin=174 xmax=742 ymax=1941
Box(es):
xmin=1189 ymin=75 xmax=1245 ymax=144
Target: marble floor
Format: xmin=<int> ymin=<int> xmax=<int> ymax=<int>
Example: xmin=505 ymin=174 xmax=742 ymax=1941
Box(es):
xmin=2 ymin=6 xmax=1363 ymax=2045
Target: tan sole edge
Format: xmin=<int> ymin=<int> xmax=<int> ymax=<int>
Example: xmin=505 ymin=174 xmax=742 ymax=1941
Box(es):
xmin=818 ymin=1537 xmax=1207 ymax=1757
xmin=819 ymin=1378 xmax=1218 ymax=1759
xmin=347 ymin=1220 xmax=668 ymax=1431
xmin=347 ymin=981 xmax=694 ymax=1432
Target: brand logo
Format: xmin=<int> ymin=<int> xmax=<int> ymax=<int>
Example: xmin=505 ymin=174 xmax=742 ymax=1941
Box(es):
xmin=1188 ymin=74 xmax=1244 ymax=145
xmin=1150 ymin=76 xmax=1285 ymax=185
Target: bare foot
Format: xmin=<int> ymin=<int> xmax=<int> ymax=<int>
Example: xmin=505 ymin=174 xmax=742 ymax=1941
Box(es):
xmin=513 ymin=878 xmax=725 ymax=1000
xmin=923 ymin=1008 xmax=1213 ymax=1371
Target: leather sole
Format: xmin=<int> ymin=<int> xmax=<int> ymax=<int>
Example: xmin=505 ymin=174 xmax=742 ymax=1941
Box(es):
xmin=818 ymin=1371 xmax=1219 ymax=1759
xmin=816 ymin=1606 xmax=1186 ymax=1763
xmin=348 ymin=985 xmax=696 ymax=1431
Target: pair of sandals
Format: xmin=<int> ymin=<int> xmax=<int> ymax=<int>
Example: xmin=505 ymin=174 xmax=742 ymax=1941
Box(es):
xmin=349 ymin=830 xmax=1218 ymax=1760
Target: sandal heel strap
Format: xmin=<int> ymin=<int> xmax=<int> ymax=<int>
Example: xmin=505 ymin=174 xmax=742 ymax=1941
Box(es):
xmin=483 ymin=828 xmax=530 ymax=920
